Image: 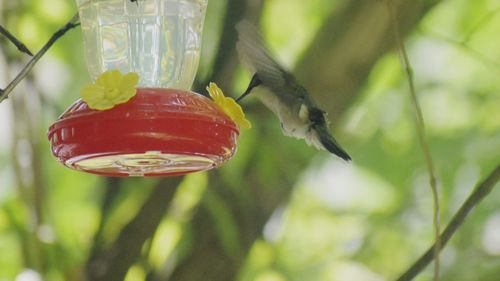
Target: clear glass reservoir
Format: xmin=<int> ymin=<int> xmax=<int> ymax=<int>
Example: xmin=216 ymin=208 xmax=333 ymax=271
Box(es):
xmin=76 ymin=0 xmax=208 ymax=89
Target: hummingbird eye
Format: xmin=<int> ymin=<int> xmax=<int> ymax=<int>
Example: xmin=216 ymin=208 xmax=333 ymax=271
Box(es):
xmin=309 ymin=108 xmax=326 ymax=126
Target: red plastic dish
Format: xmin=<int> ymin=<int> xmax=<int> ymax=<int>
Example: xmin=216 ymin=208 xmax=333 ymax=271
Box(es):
xmin=48 ymin=88 xmax=240 ymax=177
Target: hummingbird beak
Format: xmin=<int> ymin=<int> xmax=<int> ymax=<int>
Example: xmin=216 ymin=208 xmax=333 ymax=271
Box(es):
xmin=236 ymin=90 xmax=251 ymax=103
xmin=237 ymin=73 xmax=262 ymax=102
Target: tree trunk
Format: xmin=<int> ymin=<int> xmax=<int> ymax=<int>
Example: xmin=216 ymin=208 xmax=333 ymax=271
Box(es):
xmin=297 ymin=0 xmax=439 ymax=120
xmin=167 ymin=0 xmax=440 ymax=281
xmin=86 ymin=178 xmax=182 ymax=281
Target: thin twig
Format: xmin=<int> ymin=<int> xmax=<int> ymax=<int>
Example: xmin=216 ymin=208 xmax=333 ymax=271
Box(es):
xmin=397 ymin=164 xmax=500 ymax=281
xmin=0 ymin=24 xmax=34 ymax=56
xmin=387 ymin=2 xmax=441 ymax=281
xmin=462 ymin=6 xmax=500 ymax=44
xmin=423 ymin=29 xmax=500 ymax=73
xmin=0 ymin=12 xmax=80 ymax=103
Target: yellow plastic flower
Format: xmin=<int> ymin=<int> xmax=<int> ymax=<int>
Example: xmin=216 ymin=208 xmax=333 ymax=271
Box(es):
xmin=206 ymin=82 xmax=251 ymax=129
xmin=81 ymin=70 xmax=139 ymax=110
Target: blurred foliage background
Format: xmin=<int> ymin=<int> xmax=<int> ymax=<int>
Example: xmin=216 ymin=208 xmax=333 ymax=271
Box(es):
xmin=0 ymin=0 xmax=499 ymax=280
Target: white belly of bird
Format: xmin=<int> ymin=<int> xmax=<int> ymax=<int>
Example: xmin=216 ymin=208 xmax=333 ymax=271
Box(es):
xmin=254 ymin=87 xmax=310 ymax=139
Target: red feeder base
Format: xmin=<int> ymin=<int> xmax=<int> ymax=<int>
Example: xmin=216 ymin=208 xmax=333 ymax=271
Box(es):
xmin=48 ymin=88 xmax=240 ymax=177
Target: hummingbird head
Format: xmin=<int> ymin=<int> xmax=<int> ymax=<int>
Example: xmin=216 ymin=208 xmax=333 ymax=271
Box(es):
xmin=308 ymin=107 xmax=327 ymax=127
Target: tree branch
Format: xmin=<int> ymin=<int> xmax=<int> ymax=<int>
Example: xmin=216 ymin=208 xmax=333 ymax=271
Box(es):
xmin=86 ymin=177 xmax=183 ymax=281
xmin=87 ymin=178 xmax=123 ymax=269
xmin=387 ymin=1 xmax=441 ymax=280
xmin=423 ymin=29 xmax=500 ymax=73
xmin=193 ymin=0 xmax=258 ymax=96
xmin=0 ymin=24 xmax=34 ymax=56
xmin=396 ymin=164 xmax=500 ymax=281
xmin=462 ymin=6 xmax=500 ymax=44
xmin=296 ymin=0 xmax=440 ymax=120
xmin=0 ymin=12 xmax=80 ymax=103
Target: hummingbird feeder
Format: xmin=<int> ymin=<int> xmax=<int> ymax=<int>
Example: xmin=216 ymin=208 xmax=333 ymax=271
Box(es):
xmin=48 ymin=0 xmax=245 ymax=177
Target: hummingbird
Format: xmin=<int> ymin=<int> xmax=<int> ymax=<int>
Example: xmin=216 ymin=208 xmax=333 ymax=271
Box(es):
xmin=235 ymin=21 xmax=351 ymax=161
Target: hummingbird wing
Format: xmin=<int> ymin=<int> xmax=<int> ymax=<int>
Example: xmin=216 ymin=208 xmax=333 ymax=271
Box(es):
xmin=235 ymin=21 xmax=304 ymax=101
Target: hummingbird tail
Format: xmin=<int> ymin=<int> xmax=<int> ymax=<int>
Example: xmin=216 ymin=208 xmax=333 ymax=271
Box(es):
xmin=320 ymin=137 xmax=352 ymax=161
xmin=314 ymin=125 xmax=351 ymax=161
